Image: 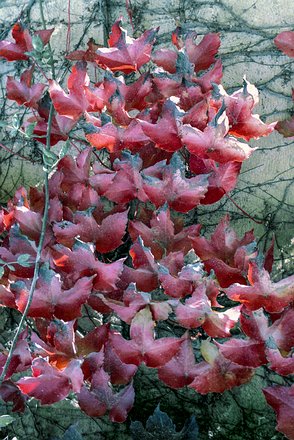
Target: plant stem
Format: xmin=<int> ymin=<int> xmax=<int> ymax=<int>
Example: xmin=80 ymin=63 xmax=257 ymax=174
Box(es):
xmin=0 ymin=108 xmax=52 ymax=385
xmin=0 ymin=0 xmax=55 ymax=386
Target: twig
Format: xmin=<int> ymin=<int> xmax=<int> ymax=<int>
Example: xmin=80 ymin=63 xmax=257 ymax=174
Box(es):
xmin=0 ymin=0 xmax=55 ymax=386
xmin=0 ymin=142 xmax=33 ymax=162
xmin=225 ymin=193 xmax=264 ymax=225
xmin=66 ymin=0 xmax=71 ymax=53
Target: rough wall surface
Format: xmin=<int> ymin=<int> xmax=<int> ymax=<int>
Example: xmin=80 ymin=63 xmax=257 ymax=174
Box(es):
xmin=0 ymin=1 xmax=293 ymax=439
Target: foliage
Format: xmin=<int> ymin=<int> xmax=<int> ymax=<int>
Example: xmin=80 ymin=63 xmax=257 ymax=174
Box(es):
xmin=0 ymin=18 xmax=293 ymax=440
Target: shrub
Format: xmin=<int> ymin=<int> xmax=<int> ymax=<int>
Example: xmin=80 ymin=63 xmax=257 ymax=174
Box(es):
xmin=0 ymin=16 xmax=293 ymax=440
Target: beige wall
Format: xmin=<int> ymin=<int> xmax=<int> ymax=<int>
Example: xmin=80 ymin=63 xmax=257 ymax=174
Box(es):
xmin=0 ymin=0 xmax=293 ymax=273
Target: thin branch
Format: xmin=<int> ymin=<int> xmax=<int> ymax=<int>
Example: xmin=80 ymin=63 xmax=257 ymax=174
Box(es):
xmin=0 ymin=0 xmax=55 ymax=386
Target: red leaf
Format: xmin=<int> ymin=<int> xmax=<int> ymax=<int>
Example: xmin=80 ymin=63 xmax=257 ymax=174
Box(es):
xmin=226 ymin=262 xmax=294 ymax=313
xmin=110 ymin=308 xmax=182 ymax=368
xmin=0 ymin=331 xmax=32 ymax=379
xmin=215 ymin=339 xmax=267 ymax=368
xmin=152 ymin=49 xmax=178 ymax=73
xmin=85 ymin=122 xmax=120 ymax=152
xmin=0 ymin=23 xmax=53 ymax=61
xmin=263 ymin=385 xmax=294 ymax=440
xmin=119 ymin=73 xmax=153 ymax=112
xmin=224 ymin=80 xmax=276 ymax=141
xmin=129 ymin=204 xmax=201 ymax=260
xmin=58 ymin=147 xmax=92 ymax=187
xmin=52 ymin=243 xmax=124 ymax=291
xmin=0 ymin=284 xmax=17 ymax=308
xmin=240 ymin=307 xmax=270 ymax=341
xmin=49 ymin=61 xmax=89 ymax=120
xmin=14 ymin=206 xmax=43 ymax=242
xmin=12 ymin=265 xmax=93 ymax=321
xmin=66 ymin=38 xmax=100 ymax=62
xmin=266 ymin=348 xmax=294 ymax=376
xmin=182 ymin=111 xmax=255 ymax=163
xmin=53 ymin=209 xmax=128 ymax=253
xmin=194 ymin=59 xmax=223 ymax=93
xmin=185 ymin=32 xmax=221 ymax=72
xmin=17 ymin=358 xmax=83 ymax=404
xmin=0 ymin=22 xmax=31 ymax=61
xmin=102 ymin=152 xmax=148 ymax=204
xmin=95 ymin=19 xmax=158 ymax=73
xmin=182 ymin=99 xmax=209 ymax=130
xmin=0 ymin=380 xmax=27 ymax=412
xmin=139 ymin=101 xmax=182 ymax=152
xmin=104 ymin=342 xmax=137 ymax=385
xmin=175 ymin=284 xmax=240 ymax=337
xmin=121 ymin=238 xmax=158 ymax=291
xmin=189 ymin=340 xmax=254 ymax=394
xmin=274 ymin=31 xmax=294 ymax=58
xmin=158 ymin=334 xmax=198 ymax=388
xmin=240 ymin=307 xmax=294 ymax=353
xmin=191 ymin=214 xmax=255 ymax=286
xmin=97 ymin=284 xmax=148 ymax=324
xmin=142 ymin=154 xmax=208 ymax=212
xmin=6 ymin=66 xmax=45 ymax=109
xmin=190 ymin=156 xmax=241 ymax=205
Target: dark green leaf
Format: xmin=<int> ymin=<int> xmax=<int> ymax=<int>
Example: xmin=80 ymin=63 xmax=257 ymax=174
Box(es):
xmin=0 ymin=415 xmax=15 ymax=428
xmin=130 ymin=405 xmax=198 ymax=440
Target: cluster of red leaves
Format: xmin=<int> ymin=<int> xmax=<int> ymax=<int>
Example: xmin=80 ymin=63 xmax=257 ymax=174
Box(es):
xmin=0 ymin=20 xmax=293 ymax=439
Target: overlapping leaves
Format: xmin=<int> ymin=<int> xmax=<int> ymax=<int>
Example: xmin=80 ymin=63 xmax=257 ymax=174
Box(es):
xmin=0 ymin=20 xmax=292 ymax=439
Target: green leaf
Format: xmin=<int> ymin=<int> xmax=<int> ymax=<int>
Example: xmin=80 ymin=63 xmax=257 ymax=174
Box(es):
xmin=43 ymin=149 xmax=59 ymax=170
xmin=0 ymin=415 xmax=15 ymax=428
xmin=25 ymin=122 xmax=37 ymax=138
xmin=0 ymin=266 xmax=4 ymax=279
xmin=32 ymin=35 xmax=44 ymax=53
xmin=7 ymin=264 xmax=16 ymax=271
xmin=59 ymin=140 xmax=70 ymax=159
xmin=17 ymin=254 xmax=32 ymax=267
xmin=12 ymin=114 xmax=20 ymax=129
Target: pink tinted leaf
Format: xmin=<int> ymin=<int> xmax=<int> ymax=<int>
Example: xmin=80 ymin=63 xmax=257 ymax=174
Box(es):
xmin=0 ymin=380 xmax=27 ymax=412
xmin=226 ymin=262 xmax=294 ymax=313
xmin=215 ymin=339 xmax=267 ymax=368
xmin=274 ymin=31 xmax=294 ymax=57
xmin=104 ymin=342 xmax=137 ymax=385
xmin=157 ymin=335 xmax=197 ymax=388
xmin=12 ymin=265 xmax=93 ymax=321
xmin=6 ymin=66 xmax=45 ymax=109
xmin=139 ymin=101 xmax=182 ymax=152
xmin=185 ymin=32 xmax=221 ymax=72
xmin=110 ymin=308 xmax=182 ymax=368
xmin=189 ymin=340 xmax=254 ymax=394
xmin=16 ymin=358 xmax=81 ymax=404
xmin=49 ymin=62 xmax=89 ymax=120
xmin=0 ymin=23 xmax=32 ymax=61
xmin=263 ymin=385 xmax=294 ymax=440
xmin=95 ymin=19 xmax=158 ymax=73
